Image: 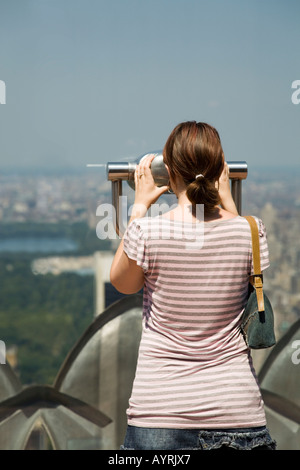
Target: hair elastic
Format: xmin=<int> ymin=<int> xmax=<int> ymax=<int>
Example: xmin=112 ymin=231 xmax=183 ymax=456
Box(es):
xmin=195 ymin=174 xmax=204 ymax=179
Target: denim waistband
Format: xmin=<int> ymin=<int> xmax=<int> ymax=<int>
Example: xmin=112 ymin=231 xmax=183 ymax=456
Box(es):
xmin=121 ymin=425 xmax=277 ymax=450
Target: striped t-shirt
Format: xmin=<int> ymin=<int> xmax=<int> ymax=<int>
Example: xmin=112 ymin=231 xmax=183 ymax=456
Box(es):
xmin=123 ymin=214 xmax=270 ymax=429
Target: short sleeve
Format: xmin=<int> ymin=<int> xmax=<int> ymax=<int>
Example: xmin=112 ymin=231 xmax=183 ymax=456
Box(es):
xmin=123 ymin=219 xmax=149 ymax=272
xmin=250 ymin=217 xmax=270 ymax=274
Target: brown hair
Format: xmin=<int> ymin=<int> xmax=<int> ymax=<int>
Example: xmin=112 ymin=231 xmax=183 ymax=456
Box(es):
xmin=163 ymin=121 xmax=224 ymax=214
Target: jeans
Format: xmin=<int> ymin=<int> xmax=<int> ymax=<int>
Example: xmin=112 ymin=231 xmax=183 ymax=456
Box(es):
xmin=121 ymin=425 xmax=276 ymax=450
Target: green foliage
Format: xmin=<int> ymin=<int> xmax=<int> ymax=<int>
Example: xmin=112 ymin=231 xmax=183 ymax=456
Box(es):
xmin=0 ymin=222 xmax=105 ymax=385
xmin=0 ymin=257 xmax=94 ymax=385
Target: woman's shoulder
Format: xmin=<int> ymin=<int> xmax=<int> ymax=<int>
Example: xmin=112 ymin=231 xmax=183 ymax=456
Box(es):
xmin=126 ymin=214 xmax=267 ymax=235
xmin=242 ymin=215 xmax=268 ymax=237
xmin=125 ymin=216 xmax=159 ymax=236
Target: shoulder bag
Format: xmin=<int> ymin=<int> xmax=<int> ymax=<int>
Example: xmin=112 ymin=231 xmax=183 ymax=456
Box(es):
xmin=240 ymin=216 xmax=276 ymax=349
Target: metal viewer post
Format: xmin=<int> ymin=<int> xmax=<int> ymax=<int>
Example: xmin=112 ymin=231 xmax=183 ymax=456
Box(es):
xmin=106 ymin=154 xmax=248 ymax=237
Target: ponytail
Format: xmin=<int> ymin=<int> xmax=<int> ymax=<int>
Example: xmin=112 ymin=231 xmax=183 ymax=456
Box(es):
xmin=163 ymin=121 xmax=224 ymax=215
xmin=186 ymin=177 xmax=220 ymax=214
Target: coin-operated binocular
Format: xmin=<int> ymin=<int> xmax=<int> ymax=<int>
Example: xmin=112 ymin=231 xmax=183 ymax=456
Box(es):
xmin=105 ymin=152 xmax=247 ymax=236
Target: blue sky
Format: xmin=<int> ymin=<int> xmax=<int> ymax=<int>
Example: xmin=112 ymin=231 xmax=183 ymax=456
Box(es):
xmin=0 ymin=0 xmax=299 ymax=172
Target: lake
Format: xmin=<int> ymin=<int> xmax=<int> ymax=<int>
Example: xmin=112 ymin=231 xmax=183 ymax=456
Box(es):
xmin=0 ymin=237 xmax=78 ymax=253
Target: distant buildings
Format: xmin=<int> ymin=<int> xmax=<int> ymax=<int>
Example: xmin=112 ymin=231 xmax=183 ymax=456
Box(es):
xmin=0 ymin=172 xmax=111 ymax=224
xmin=1 ymin=168 xmax=299 ymax=346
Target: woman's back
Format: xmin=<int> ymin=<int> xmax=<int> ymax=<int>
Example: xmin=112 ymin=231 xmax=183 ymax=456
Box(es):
xmin=123 ymin=214 xmax=270 ymax=428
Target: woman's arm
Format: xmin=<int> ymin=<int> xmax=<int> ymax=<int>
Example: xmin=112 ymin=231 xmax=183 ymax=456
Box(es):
xmin=110 ymin=155 xmax=169 ymax=294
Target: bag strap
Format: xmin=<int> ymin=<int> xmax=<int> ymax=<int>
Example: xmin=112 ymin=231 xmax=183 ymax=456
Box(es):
xmin=244 ymin=216 xmax=265 ymax=312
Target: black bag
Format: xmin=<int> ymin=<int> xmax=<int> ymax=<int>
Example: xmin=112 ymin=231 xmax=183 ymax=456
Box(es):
xmin=240 ymin=216 xmax=276 ymax=349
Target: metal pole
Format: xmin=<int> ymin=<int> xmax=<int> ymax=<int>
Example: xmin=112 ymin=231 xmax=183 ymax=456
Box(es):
xmin=231 ymin=179 xmax=242 ymax=215
xmin=112 ymin=180 xmax=124 ymax=238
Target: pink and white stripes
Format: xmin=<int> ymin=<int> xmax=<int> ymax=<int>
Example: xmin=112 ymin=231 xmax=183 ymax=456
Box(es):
xmin=123 ymin=215 xmax=269 ymax=429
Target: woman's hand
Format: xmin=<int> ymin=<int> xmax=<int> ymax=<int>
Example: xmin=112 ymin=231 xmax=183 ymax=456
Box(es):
xmin=216 ymin=162 xmax=239 ymax=215
xmin=130 ymin=154 xmax=169 ymax=220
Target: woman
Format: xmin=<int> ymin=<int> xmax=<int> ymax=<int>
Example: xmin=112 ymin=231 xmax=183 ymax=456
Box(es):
xmin=110 ymin=121 xmax=276 ymax=450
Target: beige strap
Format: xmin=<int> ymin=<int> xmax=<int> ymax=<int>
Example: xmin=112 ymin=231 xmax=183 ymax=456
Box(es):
xmin=244 ymin=216 xmax=265 ymax=312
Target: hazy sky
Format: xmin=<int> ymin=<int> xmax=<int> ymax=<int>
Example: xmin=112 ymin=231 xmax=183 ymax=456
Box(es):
xmin=0 ymin=0 xmax=299 ymax=172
